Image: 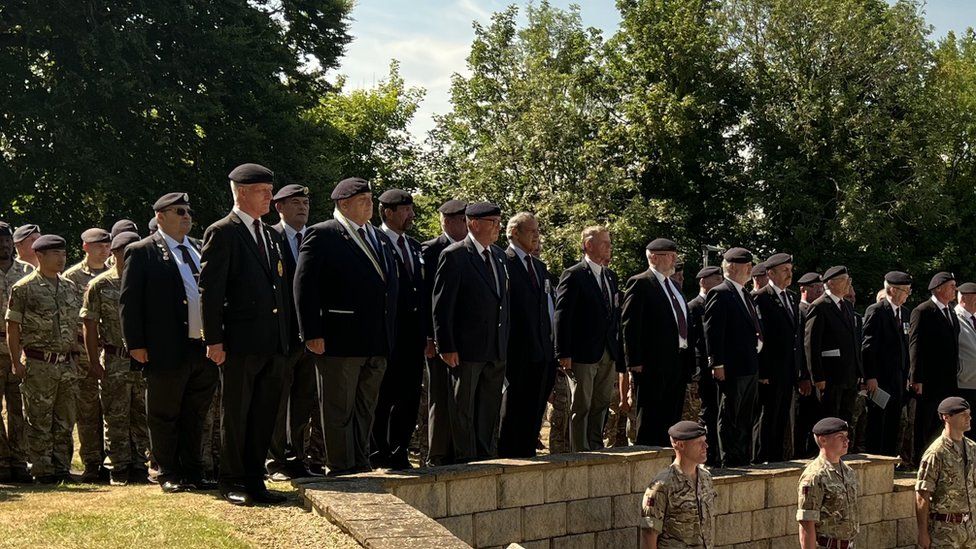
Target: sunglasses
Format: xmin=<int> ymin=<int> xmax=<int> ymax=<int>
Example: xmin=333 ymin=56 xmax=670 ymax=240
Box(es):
xmin=165 ymin=207 xmax=194 ymax=217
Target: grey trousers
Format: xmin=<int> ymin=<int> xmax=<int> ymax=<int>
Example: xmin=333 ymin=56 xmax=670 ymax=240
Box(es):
xmin=447 ymin=360 xmax=506 ymax=461
xmin=316 ymin=356 xmax=386 ymax=473
xmin=568 ymin=351 xmax=615 ymax=452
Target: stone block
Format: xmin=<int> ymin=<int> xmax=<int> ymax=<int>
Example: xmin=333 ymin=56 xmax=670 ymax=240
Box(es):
xmin=437 ymin=515 xmax=474 ymax=546
xmin=751 ymin=506 xmax=788 ymax=540
xmin=448 ymin=475 xmax=498 ymax=515
xmin=364 ymin=536 xmax=471 ymax=549
xmin=519 ymin=541 xmax=550 ymax=549
xmin=631 ymin=457 xmax=672 ymax=493
xmin=765 ymin=475 xmax=798 ymax=508
xmin=595 ymin=527 xmax=638 ymax=547
xmin=522 ymin=502 xmax=567 ymax=540
xmin=896 ymin=516 xmax=918 ymax=547
xmin=474 ymin=508 xmax=522 ymax=547
xmin=862 ymin=462 xmax=895 ymax=495
xmin=714 ymin=511 xmax=752 ymax=545
xmin=545 ymin=465 xmax=588 ymax=502
xmin=729 ymin=479 xmax=765 ymax=512
xmin=345 ymin=514 xmax=454 ymax=543
xmin=735 ymin=540 xmax=768 ymax=549
xmin=612 ymin=493 xmax=641 ymax=529
xmin=499 ymin=471 xmax=545 ymax=509
xmin=769 ymin=534 xmax=798 ymax=549
xmin=882 ymin=489 xmax=914 ymax=520
xmin=589 ymin=462 xmax=631 ymax=497
xmin=713 ymin=482 xmax=731 ymax=515
xmin=858 ymin=493 xmax=884 ymax=524
xmin=865 ymin=520 xmax=897 ymax=548
xmin=395 ymin=481 xmax=448 ymax=518
xmin=550 ymin=532 xmax=595 ymax=549
xmin=566 ymin=497 xmax=612 ymax=534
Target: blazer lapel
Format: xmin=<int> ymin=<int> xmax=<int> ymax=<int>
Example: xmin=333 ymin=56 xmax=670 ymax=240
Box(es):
xmin=582 ymin=262 xmax=609 ymax=314
xmin=151 ymin=233 xmax=186 ymax=295
xmin=726 ymin=279 xmax=751 ymax=321
xmin=338 ymin=222 xmax=385 ymax=282
xmin=466 ymin=239 xmax=499 ymax=297
xmin=230 ymin=213 xmax=272 ymax=279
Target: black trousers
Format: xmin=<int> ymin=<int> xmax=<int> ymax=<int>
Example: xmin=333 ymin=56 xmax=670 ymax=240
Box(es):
xmin=793 ymin=390 xmax=821 ymax=459
xmin=371 ymin=337 xmax=425 ymax=465
xmin=866 ymin=384 xmax=903 ymax=456
xmin=633 ymin=365 xmax=685 ymax=447
xmin=143 ymin=341 xmax=218 ymax=484
xmin=219 ymin=353 xmax=285 ymax=491
xmin=757 ymin=377 xmax=793 ymax=463
xmin=915 ymin=388 xmax=954 ymax=462
xmin=426 ymin=357 xmax=455 ymax=466
xmin=820 ymin=382 xmax=858 ymax=424
xmin=698 ymin=370 xmax=721 ymax=466
xmin=717 ymin=373 xmax=758 ymax=467
xmin=268 ymin=348 xmax=317 ymax=471
xmin=498 ymin=359 xmax=553 ymax=458
xmin=448 ymin=360 xmax=506 ymax=461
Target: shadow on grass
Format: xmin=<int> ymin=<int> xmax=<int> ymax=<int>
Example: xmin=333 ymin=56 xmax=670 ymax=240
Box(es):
xmin=0 ymin=481 xmax=108 ymax=502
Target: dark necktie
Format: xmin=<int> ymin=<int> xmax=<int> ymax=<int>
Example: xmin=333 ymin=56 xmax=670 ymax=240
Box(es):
xmin=945 ymin=307 xmax=954 ymax=325
xmin=252 ymin=219 xmax=268 ymax=268
xmin=176 ymin=244 xmax=199 ymax=282
xmin=358 ymin=228 xmax=378 ymax=261
xmin=295 ymin=231 xmax=303 ymax=250
xmin=742 ymin=287 xmax=763 ymax=341
xmin=665 ymin=279 xmax=688 ymax=340
xmin=781 ymin=290 xmax=794 ymax=320
xmin=483 ymin=249 xmax=496 ymax=291
xmin=601 ymin=270 xmax=612 ymax=311
xmin=971 ymin=315 xmax=975 ymax=332
xmin=525 ymin=255 xmax=539 ymax=290
xmin=398 ymin=235 xmax=413 ymax=279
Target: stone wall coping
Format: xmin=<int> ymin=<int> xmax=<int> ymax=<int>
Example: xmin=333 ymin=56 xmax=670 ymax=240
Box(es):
xmin=710 ymin=454 xmax=898 ymax=485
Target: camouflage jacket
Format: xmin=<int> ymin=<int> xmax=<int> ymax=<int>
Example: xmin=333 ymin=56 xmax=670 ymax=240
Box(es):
xmin=63 ymin=260 xmax=109 ymax=295
xmin=5 ymin=271 xmax=82 ymax=354
xmin=916 ymin=433 xmax=976 ymax=514
xmin=641 ymin=463 xmax=716 ymax=548
xmin=1 ymin=260 xmax=31 ymax=351
xmin=796 ymin=454 xmax=859 ymax=540
xmin=80 ymin=269 xmax=124 ymax=349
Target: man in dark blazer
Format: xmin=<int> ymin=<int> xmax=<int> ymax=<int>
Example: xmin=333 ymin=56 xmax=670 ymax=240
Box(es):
xmin=704 ymin=247 xmax=763 ymax=467
xmin=554 ymin=226 xmax=624 ymax=452
xmin=294 ymin=177 xmax=398 ymax=476
xmin=120 ymin=192 xmax=218 ymax=493
xmin=266 ymin=184 xmax=317 ymax=481
xmin=753 ymin=253 xmax=807 ymax=463
xmin=689 ymin=265 xmax=723 ymax=465
xmin=199 ymin=164 xmax=290 ymax=506
xmin=861 ymin=271 xmax=912 ymax=456
xmin=498 ymin=212 xmax=554 ymax=458
xmin=432 ymin=202 xmax=510 ymax=461
xmin=804 ymin=266 xmax=862 ymax=425
xmin=793 ymin=272 xmax=823 ymax=457
xmin=910 ymin=271 xmax=960 ymax=461
xmin=421 ymin=199 xmax=467 ymax=466
xmin=621 ymin=238 xmax=693 ymax=446
xmin=370 ymin=189 xmax=426 ymax=470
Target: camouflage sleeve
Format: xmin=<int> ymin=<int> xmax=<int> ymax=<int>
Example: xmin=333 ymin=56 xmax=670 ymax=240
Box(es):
xmin=80 ymin=281 xmax=100 ymax=321
xmin=639 ymin=481 xmax=668 ymax=532
xmin=915 ymin=450 xmax=940 ymax=493
xmin=796 ymin=475 xmax=823 ymax=522
xmin=5 ymin=283 xmax=26 ymax=324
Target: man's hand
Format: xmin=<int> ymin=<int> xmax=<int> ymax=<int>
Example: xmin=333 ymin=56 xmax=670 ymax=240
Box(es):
xmin=914 ymin=382 xmax=923 ymax=395
xmin=619 ymin=394 xmax=632 ymax=414
xmin=759 ymin=378 xmax=770 ymax=385
xmin=130 ymin=348 xmax=149 ymax=364
xmin=11 ymin=360 xmax=25 ymax=379
xmin=815 ymin=381 xmax=826 ymax=392
xmin=306 ymin=338 xmax=325 ymax=355
xmin=798 ymin=379 xmax=812 ymax=396
xmin=440 ymin=352 xmax=459 ymax=368
xmin=865 ymin=378 xmax=879 ymax=393
xmin=207 ymin=344 xmax=226 ymax=366
xmin=917 ymin=530 xmax=931 ymax=549
xmin=629 ymin=365 xmax=643 ymax=373
xmin=558 ymin=357 xmax=572 ymax=371
xmin=712 ymin=367 xmax=726 ymax=382
xmin=88 ymin=363 xmax=105 ymax=381
xmin=424 ymin=339 xmax=436 ymax=359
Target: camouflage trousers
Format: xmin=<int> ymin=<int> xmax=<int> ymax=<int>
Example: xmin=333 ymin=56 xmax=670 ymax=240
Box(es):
xmin=929 ymin=520 xmax=976 ymax=548
xmin=850 ymin=392 xmax=869 ymax=453
xmin=0 ymin=352 xmax=27 ymax=471
xmin=547 ymin=370 xmax=571 ymax=454
xmin=604 ymin=382 xmax=636 ymax=447
xmin=74 ymin=353 xmax=105 ymax=469
xmin=899 ymin=397 xmax=917 ymax=468
xmin=682 ymin=381 xmax=701 ymax=422
xmin=21 ymin=358 xmax=78 ymax=478
xmin=101 ymin=354 xmax=149 ymax=471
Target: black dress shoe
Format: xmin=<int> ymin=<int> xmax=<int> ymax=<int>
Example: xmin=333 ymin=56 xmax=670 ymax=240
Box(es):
xmin=161 ymin=480 xmax=187 ymax=493
xmin=388 ymin=457 xmax=412 ymax=470
xmin=35 ymin=475 xmax=60 ymax=485
xmin=128 ymin=469 xmax=151 ymax=484
xmin=221 ymin=490 xmax=253 ymax=506
xmin=186 ymin=478 xmax=218 ymax=491
xmin=250 ymin=489 xmax=287 ymax=504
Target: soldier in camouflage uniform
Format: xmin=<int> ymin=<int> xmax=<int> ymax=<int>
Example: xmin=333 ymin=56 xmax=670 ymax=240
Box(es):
xmin=62 ymin=227 xmax=112 ymax=482
xmin=12 ymin=224 xmax=40 ymax=274
xmin=796 ymin=417 xmax=859 ymax=549
xmin=0 ymin=222 xmax=30 ymax=482
xmin=4 ymin=235 xmax=82 ymax=483
xmin=639 ymin=421 xmax=715 ymax=548
xmin=547 ymin=369 xmax=571 ymax=454
xmin=915 ymin=397 xmax=976 ymax=549
xmin=80 ymin=232 xmax=150 ymax=485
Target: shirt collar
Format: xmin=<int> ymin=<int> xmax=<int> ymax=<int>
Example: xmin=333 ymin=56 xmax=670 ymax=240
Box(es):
xmin=280 ymin=221 xmax=305 ymax=239
xmin=467 ymin=233 xmax=487 ymax=255
xmin=509 ymin=243 xmax=530 ymax=262
xmin=381 ymin=223 xmax=403 ymax=244
xmin=726 ymin=276 xmax=745 ymax=294
xmin=584 ymin=255 xmax=603 ymax=278
xmin=334 ymin=208 xmax=369 ymax=235
xmin=768 ymin=280 xmax=785 ymax=295
xmin=931 ymin=295 xmax=950 ymax=310
xmin=444 ymin=232 xmax=457 ymax=244
xmin=158 ymin=228 xmax=191 ymax=250
xmin=955 ymin=303 xmax=973 ymax=319
xmin=233 ymin=206 xmax=258 ymax=229
xmin=825 ymin=290 xmax=843 ymax=305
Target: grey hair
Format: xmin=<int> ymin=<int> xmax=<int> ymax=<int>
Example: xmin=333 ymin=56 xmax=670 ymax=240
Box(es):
xmin=506 ymin=212 xmax=536 ymax=239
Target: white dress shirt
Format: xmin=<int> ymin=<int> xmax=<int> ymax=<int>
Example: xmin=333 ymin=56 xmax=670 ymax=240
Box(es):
xmin=381 ymin=223 xmax=409 ymax=265
xmin=159 ymin=229 xmax=203 ymax=339
xmin=468 ymin=233 xmax=498 ymax=292
xmin=768 ymin=281 xmax=792 ymax=313
xmin=279 ymin=221 xmax=306 ymax=261
xmin=651 ymin=267 xmax=688 ymax=349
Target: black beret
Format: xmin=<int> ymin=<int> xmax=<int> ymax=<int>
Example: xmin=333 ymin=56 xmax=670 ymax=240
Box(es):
xmin=379 ymin=188 xmax=414 ymax=207
xmin=646 ymin=238 xmax=677 ymax=252
xmin=465 ymin=202 xmax=501 ymax=218
xmin=438 ymin=199 xmax=467 ymax=215
xmin=80 ymin=228 xmax=111 ymax=244
xmin=110 ymin=220 xmax=138 ymax=239
xmin=12 ymin=224 xmax=40 ymax=243
xmin=958 ymin=282 xmax=976 ymax=294
xmin=147 ymin=217 xmax=158 ymax=233
xmin=812 ymin=417 xmax=849 ymax=436
xmin=696 ymin=266 xmax=722 ymax=279
xmin=331 ymin=177 xmax=371 ymax=200
xmin=0 ymin=222 xmax=10 ymax=236
xmin=32 ymin=234 xmax=66 ymax=252
xmin=928 ymin=271 xmax=955 ymax=291
xmin=667 ymin=420 xmax=707 ymax=441
xmin=110 ymin=231 xmax=141 ymax=251
xmin=723 ymin=247 xmax=753 ymax=264
xmin=751 ymin=262 xmax=767 ymax=277
xmin=765 ymin=253 xmax=793 ymax=269
xmin=938 ymin=396 xmax=970 ymax=416
xmin=822 ymin=266 xmax=849 ymax=282
xmin=153 ymin=192 xmax=190 ymax=212
xmin=272 ymin=184 xmax=309 ymax=202
xmin=228 ymin=163 xmax=274 ymax=184
xmin=798 ymin=272 xmax=822 ymax=285
xmin=884 ymin=271 xmax=912 ymax=286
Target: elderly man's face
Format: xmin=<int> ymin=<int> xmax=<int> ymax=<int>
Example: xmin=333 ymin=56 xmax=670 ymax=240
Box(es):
xmin=827 ymin=274 xmax=851 ymax=297
xmin=512 ymin=217 xmax=540 ymax=253
xmin=888 ymin=284 xmax=911 ymax=307
xmin=276 ymin=196 xmax=310 ymax=228
xmin=585 ymin=231 xmax=612 ymax=265
xmin=934 ymin=281 xmax=958 ymax=304
xmin=960 ymin=293 xmax=976 ymax=314
xmin=767 ymin=263 xmax=793 ymax=289
xmin=650 ymin=250 xmax=677 ymax=275
xmin=238 ymin=183 xmax=274 ymax=217
xmin=384 ymin=203 xmax=415 ymax=233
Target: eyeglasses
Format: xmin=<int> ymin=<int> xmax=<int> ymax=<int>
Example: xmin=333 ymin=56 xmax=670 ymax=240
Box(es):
xmin=165 ymin=207 xmax=194 ymax=217
xmin=475 ymin=218 xmax=501 ymax=226
xmin=890 ymin=286 xmax=912 ymax=296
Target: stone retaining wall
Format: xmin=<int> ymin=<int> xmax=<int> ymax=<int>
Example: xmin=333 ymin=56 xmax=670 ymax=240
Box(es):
xmin=295 ymin=448 xmax=917 ymax=549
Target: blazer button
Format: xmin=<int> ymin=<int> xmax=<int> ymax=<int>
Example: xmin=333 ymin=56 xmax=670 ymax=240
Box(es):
xmin=183 ymin=299 xmax=188 ymax=305
xmin=272 ymin=308 xmax=278 ymax=314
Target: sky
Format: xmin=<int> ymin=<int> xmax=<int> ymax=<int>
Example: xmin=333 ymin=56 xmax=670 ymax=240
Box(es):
xmin=331 ymin=0 xmax=976 ymax=139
